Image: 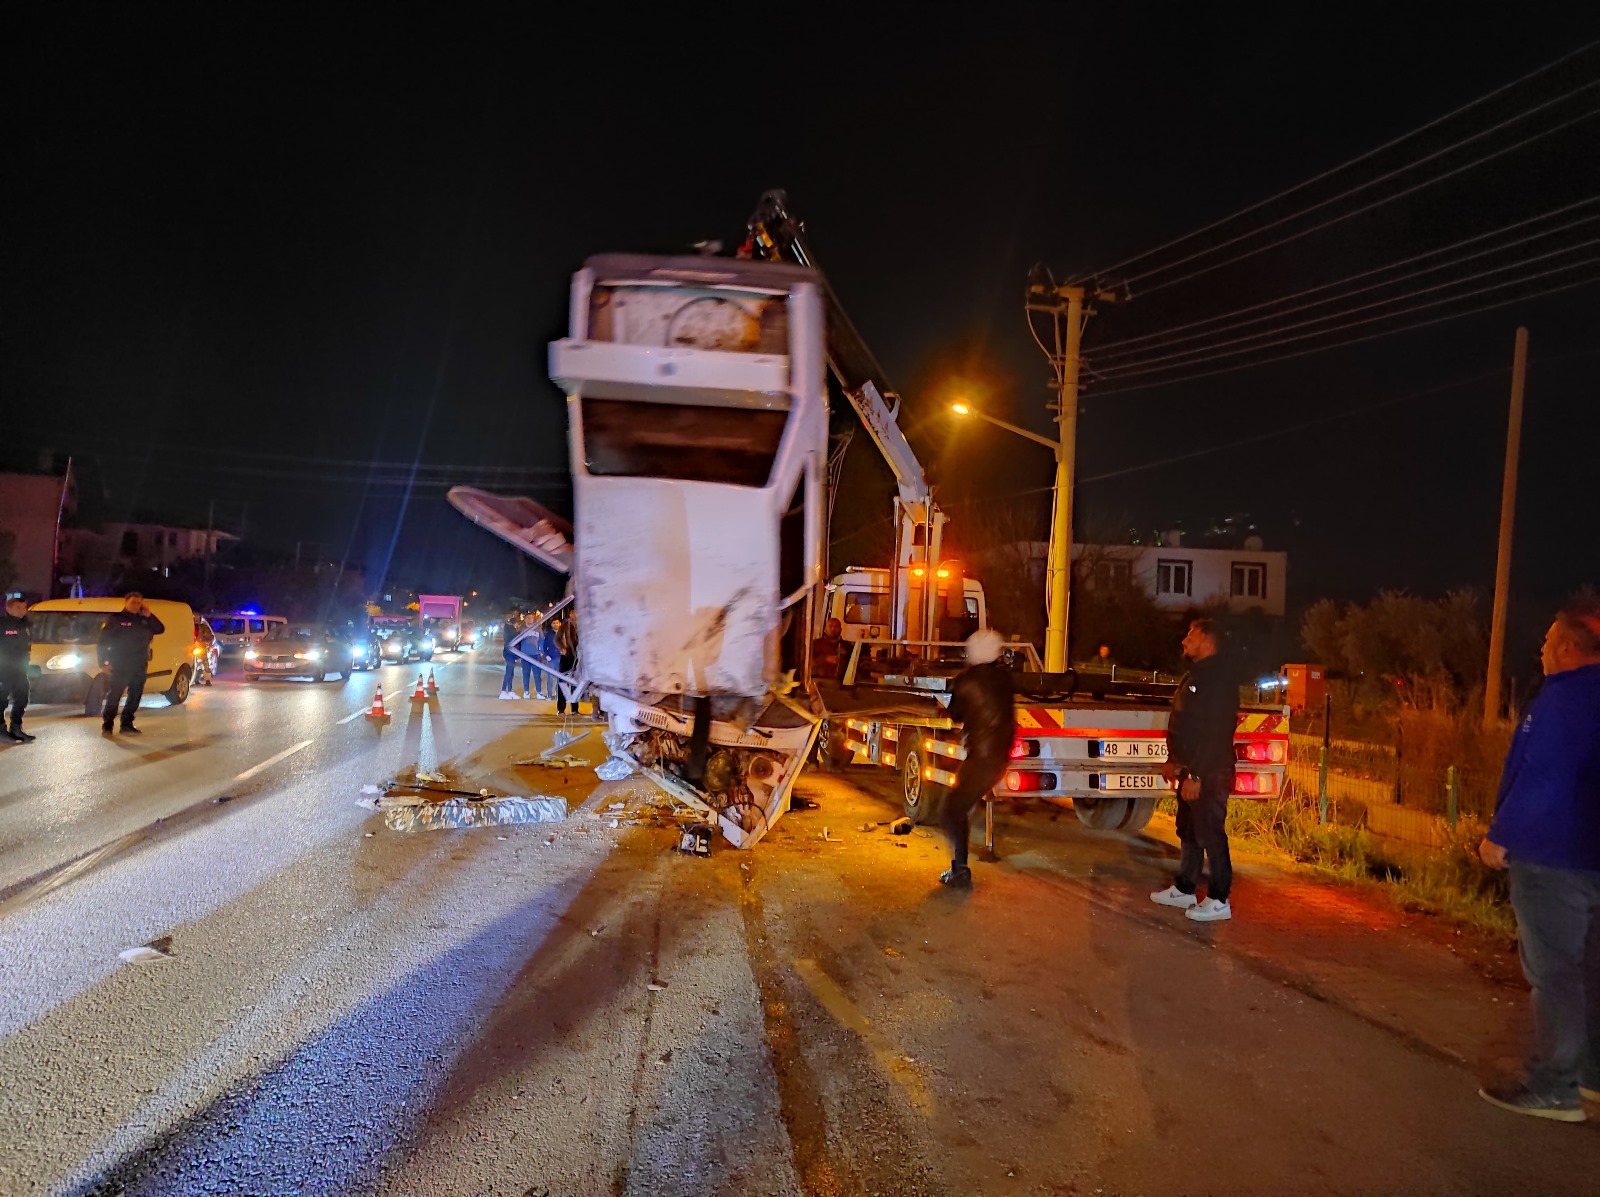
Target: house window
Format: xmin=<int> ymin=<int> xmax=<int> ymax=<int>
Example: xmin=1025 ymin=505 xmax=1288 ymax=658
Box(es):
xmin=1156 ymin=559 xmax=1192 ymax=597
xmin=119 ymin=531 xmax=138 ymax=556
xmin=1093 ymin=560 xmax=1131 ymax=590
xmin=1231 ymin=562 xmax=1266 ymax=600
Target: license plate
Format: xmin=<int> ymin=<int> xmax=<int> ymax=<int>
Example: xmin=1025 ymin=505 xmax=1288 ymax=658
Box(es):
xmin=264 ymin=661 xmax=292 ymax=669
xmin=1097 ymin=738 xmax=1167 ymax=760
xmin=1100 ymin=772 xmax=1160 ymax=791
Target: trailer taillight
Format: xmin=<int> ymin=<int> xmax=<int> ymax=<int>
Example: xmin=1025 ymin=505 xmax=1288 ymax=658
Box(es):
xmin=1235 ymin=740 xmax=1287 ymax=763
xmin=1009 ymin=738 xmax=1039 ymax=759
xmin=1004 ymin=770 xmax=1056 ymax=792
xmin=1234 ymin=771 xmax=1278 ymax=796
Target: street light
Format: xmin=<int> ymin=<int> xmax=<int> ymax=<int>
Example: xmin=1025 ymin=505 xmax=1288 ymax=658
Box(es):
xmin=950 ymin=400 xmax=1071 ymax=673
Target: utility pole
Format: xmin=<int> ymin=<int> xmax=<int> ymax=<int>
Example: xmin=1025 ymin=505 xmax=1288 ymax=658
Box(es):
xmin=1026 ymin=278 xmax=1115 ymax=673
xmin=1484 ymin=326 xmax=1528 ymax=727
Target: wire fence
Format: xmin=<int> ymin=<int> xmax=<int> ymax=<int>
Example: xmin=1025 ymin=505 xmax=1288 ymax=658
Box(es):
xmin=1287 ymin=733 xmax=1500 ymax=823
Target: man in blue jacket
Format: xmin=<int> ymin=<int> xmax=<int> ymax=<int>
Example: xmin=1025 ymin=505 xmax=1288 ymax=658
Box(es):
xmin=1478 ymin=596 xmax=1600 ymax=1122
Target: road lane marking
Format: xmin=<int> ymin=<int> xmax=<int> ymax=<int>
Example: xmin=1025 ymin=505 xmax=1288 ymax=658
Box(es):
xmin=792 ymin=957 xmax=932 ymax=1115
xmin=337 ymin=707 xmax=369 ymax=725
xmin=234 ymin=739 xmax=315 ymax=781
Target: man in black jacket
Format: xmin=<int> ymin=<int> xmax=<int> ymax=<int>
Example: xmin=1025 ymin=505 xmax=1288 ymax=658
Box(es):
xmin=1152 ymin=617 xmax=1239 ymax=922
xmin=938 ymin=628 xmax=1016 ymax=888
xmin=98 ymin=594 xmax=164 ymax=735
xmin=1 ymin=598 xmax=35 ymax=743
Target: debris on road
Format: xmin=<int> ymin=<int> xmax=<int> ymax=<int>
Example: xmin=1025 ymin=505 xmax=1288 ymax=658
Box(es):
xmin=890 ymin=817 xmax=914 ymax=835
xmin=676 ymin=822 xmax=714 ymax=856
xmin=647 ymin=980 xmax=668 ymax=991
xmin=594 ymin=755 xmax=635 ymax=781
xmin=118 ymin=936 xmax=174 ymax=965
xmin=358 ymin=769 xmax=567 ymax=832
xmin=516 ymin=753 xmax=588 ymax=769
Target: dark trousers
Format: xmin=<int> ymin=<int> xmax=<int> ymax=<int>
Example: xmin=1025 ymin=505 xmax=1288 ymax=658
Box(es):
xmin=0 ymin=663 xmax=27 ymax=725
xmin=554 ymin=651 xmax=576 ymax=713
xmin=102 ymin=668 xmax=147 ymax=728
xmin=1509 ymin=860 xmax=1600 ymax=1101
xmin=940 ymin=755 xmax=1007 ymax=868
xmin=1175 ymin=769 xmax=1233 ymax=901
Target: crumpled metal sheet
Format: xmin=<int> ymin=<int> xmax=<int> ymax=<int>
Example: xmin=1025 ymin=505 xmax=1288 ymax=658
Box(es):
xmin=379 ymin=795 xmax=567 ymax=832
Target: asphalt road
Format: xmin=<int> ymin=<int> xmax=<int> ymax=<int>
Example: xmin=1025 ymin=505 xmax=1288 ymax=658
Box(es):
xmin=2 ymin=652 xmax=1596 ymax=1196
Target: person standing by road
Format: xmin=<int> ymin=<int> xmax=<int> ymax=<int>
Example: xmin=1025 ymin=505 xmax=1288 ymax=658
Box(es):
xmin=553 ymin=612 xmax=579 ymax=715
xmin=937 ymin=627 xmax=1015 ymax=888
xmin=97 ymin=593 xmax=164 ymax=736
xmin=1152 ymin=617 xmax=1239 ymax=922
xmin=1 ymin=598 xmax=36 ymax=743
xmin=1477 ymin=597 xmax=1600 ymax=1123
xmin=499 ymin=613 xmax=530 ymax=700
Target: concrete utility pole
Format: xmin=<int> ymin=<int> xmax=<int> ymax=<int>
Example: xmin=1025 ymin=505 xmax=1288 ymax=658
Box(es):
xmin=1026 ymin=280 xmax=1114 ymax=674
xmin=1484 ymin=326 xmax=1528 ymax=726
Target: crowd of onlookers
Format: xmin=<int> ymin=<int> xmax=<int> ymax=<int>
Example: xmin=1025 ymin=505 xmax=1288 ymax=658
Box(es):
xmin=499 ymin=607 xmax=579 ymax=712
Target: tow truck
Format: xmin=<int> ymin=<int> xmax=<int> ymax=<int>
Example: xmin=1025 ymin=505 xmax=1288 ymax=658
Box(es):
xmin=745 ymin=191 xmax=1289 ymax=836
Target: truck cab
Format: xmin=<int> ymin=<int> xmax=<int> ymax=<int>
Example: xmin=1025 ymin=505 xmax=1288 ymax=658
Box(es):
xmin=820 ymin=566 xmax=985 ymax=647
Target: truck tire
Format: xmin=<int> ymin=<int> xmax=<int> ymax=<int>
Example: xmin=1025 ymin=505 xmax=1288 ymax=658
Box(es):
xmin=816 ymin=721 xmax=853 ymax=772
xmin=901 ymin=736 xmax=945 ymax=824
xmin=165 ymin=665 xmax=193 ymax=705
xmin=1073 ymin=795 xmax=1157 ymax=832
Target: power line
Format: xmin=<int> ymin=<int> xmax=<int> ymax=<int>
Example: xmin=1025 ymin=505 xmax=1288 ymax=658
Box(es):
xmin=1086 ymin=273 xmax=1600 ymax=398
xmin=1096 ymin=242 xmax=1600 ymax=375
xmin=1081 ymin=40 xmax=1600 ymax=282
xmin=1089 ymin=199 xmax=1600 ymax=355
xmin=1132 ymin=105 xmax=1600 ymax=296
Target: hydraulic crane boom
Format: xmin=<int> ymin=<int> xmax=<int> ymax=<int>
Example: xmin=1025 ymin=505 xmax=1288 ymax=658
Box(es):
xmin=746 ymin=190 xmax=946 ymax=643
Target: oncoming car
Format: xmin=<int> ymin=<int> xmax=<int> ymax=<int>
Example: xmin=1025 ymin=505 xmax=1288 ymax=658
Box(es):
xmin=243 ymin=623 xmax=350 ymax=682
xmin=371 ymin=617 xmax=434 ymax=664
xmin=345 ymin=626 xmax=383 ymax=671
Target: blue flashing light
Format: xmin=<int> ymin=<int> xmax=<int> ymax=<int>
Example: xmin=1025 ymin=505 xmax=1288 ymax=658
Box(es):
xmin=240 ymin=607 xmax=260 ymax=616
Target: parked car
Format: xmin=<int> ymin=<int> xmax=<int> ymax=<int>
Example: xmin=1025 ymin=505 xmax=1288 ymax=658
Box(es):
xmin=205 ymin=610 xmax=287 ymax=657
xmin=371 ymin=618 xmax=434 ymax=664
xmin=27 ymin=597 xmax=200 ymax=706
xmin=243 ymin=623 xmax=351 ymax=682
xmin=192 ymin=615 xmax=219 ymax=686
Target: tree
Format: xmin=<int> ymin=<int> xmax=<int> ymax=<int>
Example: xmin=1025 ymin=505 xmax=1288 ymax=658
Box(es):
xmin=1299 ymin=589 xmax=1487 ymax=709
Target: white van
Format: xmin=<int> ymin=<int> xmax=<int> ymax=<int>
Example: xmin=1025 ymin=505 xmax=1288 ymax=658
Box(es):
xmin=27 ymin=597 xmax=200 ymax=706
xmin=204 ymin=610 xmax=287 ymax=656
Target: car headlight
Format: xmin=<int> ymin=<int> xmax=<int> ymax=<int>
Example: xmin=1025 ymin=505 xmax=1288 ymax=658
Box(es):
xmin=422 ymin=637 xmax=435 ymax=649
xmin=45 ymin=652 xmax=82 ymax=671
xmin=383 ymin=641 xmax=400 ymax=655
xmin=244 ymin=649 xmax=258 ymax=660
xmin=293 ymin=649 xmax=322 ymax=661
xmin=351 ymin=645 xmax=365 ymax=659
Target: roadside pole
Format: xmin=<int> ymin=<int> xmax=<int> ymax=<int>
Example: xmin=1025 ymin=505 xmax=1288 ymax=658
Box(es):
xmin=1484 ymin=326 xmax=1528 ymax=727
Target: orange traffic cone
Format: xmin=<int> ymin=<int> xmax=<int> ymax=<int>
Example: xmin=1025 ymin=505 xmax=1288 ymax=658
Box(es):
xmin=365 ymin=686 xmax=390 ymax=722
xmin=425 ymin=668 xmax=438 ymax=695
xmin=410 ymin=673 xmax=427 ymax=703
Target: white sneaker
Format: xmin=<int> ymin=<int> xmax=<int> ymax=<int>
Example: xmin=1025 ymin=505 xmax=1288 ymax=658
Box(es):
xmin=1151 ymin=885 xmax=1197 ymax=909
xmin=498 ymin=690 xmax=517 ymax=701
xmin=1187 ymin=897 xmax=1232 ymax=922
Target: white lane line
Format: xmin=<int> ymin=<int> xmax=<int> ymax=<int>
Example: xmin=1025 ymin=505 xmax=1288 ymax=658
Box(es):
xmin=233 ymin=739 xmax=315 ymax=781
xmin=336 ymin=707 xmax=369 ymax=726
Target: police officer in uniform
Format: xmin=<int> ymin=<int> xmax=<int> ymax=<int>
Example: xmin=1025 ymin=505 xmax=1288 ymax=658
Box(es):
xmin=97 ymin=594 xmax=165 ymax=736
xmin=1 ymin=598 xmax=35 ymax=743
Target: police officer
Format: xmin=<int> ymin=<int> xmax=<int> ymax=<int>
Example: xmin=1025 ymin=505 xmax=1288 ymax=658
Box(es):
xmin=97 ymin=593 xmax=165 ymax=736
xmin=938 ymin=628 xmax=1016 ymax=888
xmin=1 ymin=597 xmax=35 ymax=743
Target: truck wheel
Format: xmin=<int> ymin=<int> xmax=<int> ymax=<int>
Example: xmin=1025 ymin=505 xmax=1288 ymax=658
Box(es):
xmin=165 ymin=665 xmax=193 ymax=705
xmin=1073 ymin=795 xmax=1156 ymax=832
xmin=901 ymin=737 xmax=944 ymax=824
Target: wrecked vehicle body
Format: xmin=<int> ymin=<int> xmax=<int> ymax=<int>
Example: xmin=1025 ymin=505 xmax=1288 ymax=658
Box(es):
xmin=452 ymin=252 xmax=828 ymax=846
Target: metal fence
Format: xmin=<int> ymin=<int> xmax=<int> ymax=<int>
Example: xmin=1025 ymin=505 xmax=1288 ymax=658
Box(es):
xmin=1286 ymin=734 xmax=1500 ymax=825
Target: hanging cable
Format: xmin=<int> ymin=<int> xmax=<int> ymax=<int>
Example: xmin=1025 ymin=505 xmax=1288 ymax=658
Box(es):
xmin=1082 ymin=41 xmax=1599 ymax=281
xmin=1095 ymin=242 xmax=1600 ymax=374
xmin=1090 ymin=199 xmax=1599 ymax=354
xmin=1085 ymin=273 xmax=1600 ymax=398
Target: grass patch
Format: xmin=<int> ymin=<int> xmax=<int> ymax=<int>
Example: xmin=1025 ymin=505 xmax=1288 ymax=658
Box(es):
xmin=1159 ymin=794 xmax=1517 ymax=939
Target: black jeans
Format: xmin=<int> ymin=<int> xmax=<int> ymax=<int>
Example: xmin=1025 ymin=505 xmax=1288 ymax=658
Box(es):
xmin=1175 ymin=768 xmax=1233 ymax=901
xmin=554 ymin=651 xmax=576 ymax=713
xmin=0 ymin=663 xmax=27 ymax=725
xmin=940 ymin=755 xmax=1007 ymax=868
xmin=1509 ymin=860 xmax=1600 ymax=1101
xmin=102 ymin=668 xmax=147 ymax=728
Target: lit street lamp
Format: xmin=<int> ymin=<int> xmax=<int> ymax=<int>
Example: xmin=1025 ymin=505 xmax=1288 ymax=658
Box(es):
xmin=951 ymin=400 xmax=1071 ymax=673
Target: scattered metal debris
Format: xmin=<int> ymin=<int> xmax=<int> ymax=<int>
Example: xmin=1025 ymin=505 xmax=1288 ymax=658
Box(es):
xmin=890 ymin=817 xmax=914 ymax=835
xmin=594 ymin=756 xmax=635 ymax=781
xmin=676 ymin=823 xmax=714 ymax=856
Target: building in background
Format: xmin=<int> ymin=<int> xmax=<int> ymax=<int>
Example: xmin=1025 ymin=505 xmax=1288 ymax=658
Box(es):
xmin=0 ymin=468 xmax=77 ymax=599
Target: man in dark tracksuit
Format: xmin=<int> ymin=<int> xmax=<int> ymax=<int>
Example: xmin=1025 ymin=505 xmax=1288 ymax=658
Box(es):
xmin=1152 ymin=617 xmax=1239 ymax=922
xmin=938 ymin=628 xmax=1015 ymax=888
xmin=1 ymin=598 xmax=36 ymax=743
xmin=1476 ymin=597 xmax=1600 ymax=1123
xmin=98 ymin=594 xmax=164 ymax=736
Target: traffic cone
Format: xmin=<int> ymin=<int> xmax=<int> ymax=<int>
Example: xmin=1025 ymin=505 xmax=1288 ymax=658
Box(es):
xmin=425 ymin=668 xmax=439 ymax=696
xmin=410 ymin=673 xmax=427 ymax=703
xmin=365 ymin=686 xmax=390 ymax=722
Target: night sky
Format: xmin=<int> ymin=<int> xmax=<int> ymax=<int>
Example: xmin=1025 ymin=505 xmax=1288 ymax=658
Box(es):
xmin=6 ymin=8 xmax=1598 ymax=659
